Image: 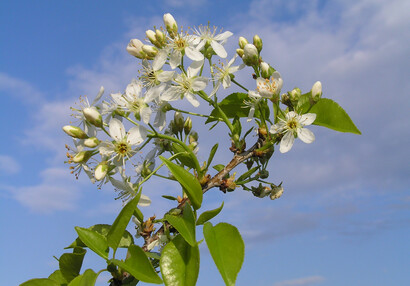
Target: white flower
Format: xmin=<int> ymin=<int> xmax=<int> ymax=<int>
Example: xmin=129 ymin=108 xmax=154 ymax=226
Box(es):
xmin=99 ymin=118 xmax=147 ymax=166
xmin=244 ymin=90 xmax=262 ymax=122
xmin=139 ymin=60 xmax=174 ymax=91
xmin=109 ymin=175 xmax=151 ymax=206
xmin=155 ymin=32 xmax=204 ymax=70
xmin=161 ymin=60 xmax=208 ymax=107
xmin=65 ymin=139 xmax=95 ymax=182
xmin=210 ymin=54 xmax=245 ymax=97
xmin=256 ymin=71 xmax=283 ymax=99
xmin=193 ymin=25 xmax=233 ymax=58
xmin=111 ymin=80 xmax=152 ymax=124
xmin=311 ymin=81 xmax=322 ymax=101
xmin=270 ymin=111 xmax=316 ymax=153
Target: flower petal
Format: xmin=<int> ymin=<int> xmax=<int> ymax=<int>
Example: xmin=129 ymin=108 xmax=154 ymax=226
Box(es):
xmin=154 ymin=110 xmax=167 ymax=131
xmin=191 ymin=77 xmax=208 ymax=91
xmin=140 ymin=107 xmax=152 ymax=124
xmin=157 ymin=71 xmax=175 ymax=82
xmin=297 ymin=128 xmax=315 ymax=144
xmin=187 ymin=59 xmax=204 ymax=77
xmin=211 ymin=40 xmax=227 ymax=58
xmin=280 ymin=132 xmax=295 ymax=153
xmin=185 ymin=46 xmax=204 ymax=62
xmin=185 ymin=93 xmax=200 ymax=107
xmin=299 ymin=113 xmax=316 ymax=126
xmin=127 ymin=125 xmax=147 ymax=145
xmin=161 ymin=86 xmax=181 ymax=102
xmin=109 ymin=118 xmax=125 ymax=141
xmin=153 ymin=49 xmax=168 ymax=71
xmin=169 ymin=50 xmax=182 ymax=69
xmin=138 ymin=194 xmax=151 ymax=207
xmin=214 ymin=31 xmax=233 ymax=41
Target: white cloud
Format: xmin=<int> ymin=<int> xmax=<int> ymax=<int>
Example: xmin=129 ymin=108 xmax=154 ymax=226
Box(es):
xmin=7 ymin=167 xmax=82 ymax=214
xmin=274 ymin=275 xmax=325 ymax=286
xmin=0 ymin=154 xmax=20 ymax=174
xmin=0 ymin=72 xmax=44 ymax=104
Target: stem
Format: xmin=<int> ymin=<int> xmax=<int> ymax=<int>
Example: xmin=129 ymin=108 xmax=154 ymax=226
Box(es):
xmin=196 ymin=90 xmax=234 ymax=133
xmin=170 ymin=107 xmax=223 ymax=121
xmin=231 ymin=78 xmax=248 ymax=92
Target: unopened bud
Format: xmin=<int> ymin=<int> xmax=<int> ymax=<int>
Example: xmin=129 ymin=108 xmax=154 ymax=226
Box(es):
xmin=289 ymin=87 xmax=301 ymax=102
xmin=126 ymin=39 xmax=146 ymax=59
xmin=84 ymin=137 xmax=100 ymax=148
xmin=95 ymin=161 xmax=108 ymax=181
xmin=259 ymin=169 xmax=269 ymax=179
xmin=62 ymin=125 xmax=88 ymax=139
xmin=174 ymin=112 xmax=184 ymax=131
xmin=146 ymin=29 xmax=159 ymax=47
xmin=83 ymin=107 xmax=102 ymax=127
xmin=164 ymin=13 xmax=178 ymax=38
xmin=156 ymin=29 xmax=166 ymax=45
xmin=243 ymin=44 xmax=259 ymax=66
xmin=184 ymin=117 xmax=192 ymax=134
xmin=270 ymin=186 xmax=284 ymax=200
xmin=253 ymin=34 xmax=263 ymax=52
xmin=260 ymin=62 xmax=270 ymax=78
xmin=280 ymin=93 xmax=290 ymax=104
xmin=236 ymin=48 xmax=244 ymax=58
xmin=142 ymin=45 xmax=158 ymax=57
xmin=238 ymin=36 xmax=248 ymax=49
xmin=73 ymin=150 xmax=93 ymax=163
xmin=311 ymin=81 xmax=322 ymax=101
xmin=189 ymin=131 xmax=198 ymax=144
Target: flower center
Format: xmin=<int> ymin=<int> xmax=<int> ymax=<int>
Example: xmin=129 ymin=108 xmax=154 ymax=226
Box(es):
xmin=286 ymin=118 xmax=299 ymax=130
xmin=257 ymin=77 xmax=278 ymax=94
xmin=127 ymin=98 xmax=145 ymax=113
xmin=114 ymin=140 xmax=131 ymax=156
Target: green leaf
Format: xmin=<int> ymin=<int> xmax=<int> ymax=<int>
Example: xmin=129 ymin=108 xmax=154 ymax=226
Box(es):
xmin=160 ymin=234 xmax=200 ymax=286
xmin=207 ymin=93 xmax=269 ymax=123
xmin=203 ymin=222 xmax=245 ymax=286
xmin=67 ymin=269 xmax=98 ymax=286
xmin=59 ymin=247 xmax=87 ymax=283
xmin=20 ymin=278 xmax=59 ymax=286
xmin=107 ymin=193 xmax=141 ymax=251
xmin=296 ymin=93 xmax=311 ymax=114
xmin=162 ymin=195 xmax=178 ymax=201
xmin=48 ymin=270 xmax=67 ymax=285
xmin=236 ymin=166 xmax=259 ymax=183
xmin=160 ymin=156 xmax=203 ymax=210
xmin=172 ymin=143 xmax=197 ymax=169
xmin=111 ymin=245 xmax=162 ymax=284
xmin=75 ymin=227 xmax=108 ymax=260
xmin=213 ymin=164 xmax=225 ymax=172
xmin=165 ymin=204 xmax=196 ymax=246
xmin=309 ymin=98 xmax=361 ymax=134
xmin=205 ymin=143 xmax=219 ymax=172
xmin=196 ymin=202 xmax=224 ymax=225
xmin=67 ymin=224 xmax=134 ymax=249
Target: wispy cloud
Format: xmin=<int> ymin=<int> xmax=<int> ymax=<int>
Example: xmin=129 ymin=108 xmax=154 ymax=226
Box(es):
xmin=0 ymin=72 xmax=44 ymax=104
xmin=0 ymin=154 xmax=20 ymax=174
xmin=274 ymin=275 xmax=325 ymax=286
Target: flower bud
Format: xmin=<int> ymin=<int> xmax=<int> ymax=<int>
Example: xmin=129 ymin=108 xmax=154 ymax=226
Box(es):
xmin=62 ymin=125 xmax=88 ymax=139
xmin=146 ymin=29 xmax=159 ymax=47
xmin=142 ymin=45 xmax=158 ymax=58
xmin=243 ymin=43 xmax=259 ymax=66
xmin=161 ymin=102 xmax=172 ymax=113
xmin=73 ymin=150 xmax=93 ymax=163
xmin=270 ymin=185 xmax=284 ymax=200
xmin=95 ymin=161 xmax=108 ymax=181
xmin=164 ymin=13 xmax=178 ymax=38
xmin=253 ymin=34 xmax=263 ymax=52
xmin=189 ymin=131 xmax=198 ymax=144
xmin=238 ymin=36 xmax=248 ymax=49
xmin=289 ymin=87 xmax=301 ymax=102
xmin=83 ymin=107 xmax=102 ymax=127
xmin=236 ymin=48 xmax=244 ymax=58
xmin=84 ymin=137 xmax=100 ymax=148
xmin=280 ymin=93 xmax=290 ymax=104
xmin=156 ymin=29 xmax=166 ymax=45
xmin=260 ymin=62 xmax=270 ymax=78
xmin=311 ymin=81 xmax=322 ymax=101
xmin=126 ymin=39 xmax=146 ymax=59
xmin=184 ymin=117 xmax=192 ymax=135
xmin=174 ymin=112 xmax=184 ymax=132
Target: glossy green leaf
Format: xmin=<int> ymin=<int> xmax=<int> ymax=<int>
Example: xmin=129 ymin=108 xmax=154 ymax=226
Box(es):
xmin=67 ymin=224 xmax=134 ymax=249
xmin=162 ymin=195 xmax=178 ymax=201
xmin=20 ymin=278 xmax=59 ymax=286
xmin=111 ymin=245 xmax=162 ymax=284
xmin=74 ymin=227 xmax=108 ymax=260
xmin=160 ymin=234 xmax=200 ymax=286
xmin=67 ymin=269 xmax=98 ymax=286
xmin=196 ymin=202 xmax=224 ymax=225
xmin=236 ymin=167 xmax=259 ymax=183
xmin=172 ymin=143 xmax=197 ymax=169
xmin=59 ymin=247 xmax=87 ymax=283
xmin=160 ymin=156 xmax=203 ymax=210
xmin=205 ymin=143 xmax=219 ymax=172
xmin=309 ymin=98 xmax=361 ymax=134
xmin=206 ymin=93 xmax=269 ymax=123
xmin=203 ymin=222 xmax=245 ymax=286
xmin=48 ymin=270 xmax=67 ymax=284
xmin=296 ymin=93 xmax=311 ymax=114
xmin=213 ymin=164 xmax=225 ymax=172
xmin=165 ymin=204 xmax=196 ymax=246
xmin=107 ymin=193 xmax=141 ymax=251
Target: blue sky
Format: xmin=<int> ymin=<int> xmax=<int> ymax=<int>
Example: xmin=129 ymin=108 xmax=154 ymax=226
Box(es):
xmin=1 ymin=0 xmax=409 ymax=285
